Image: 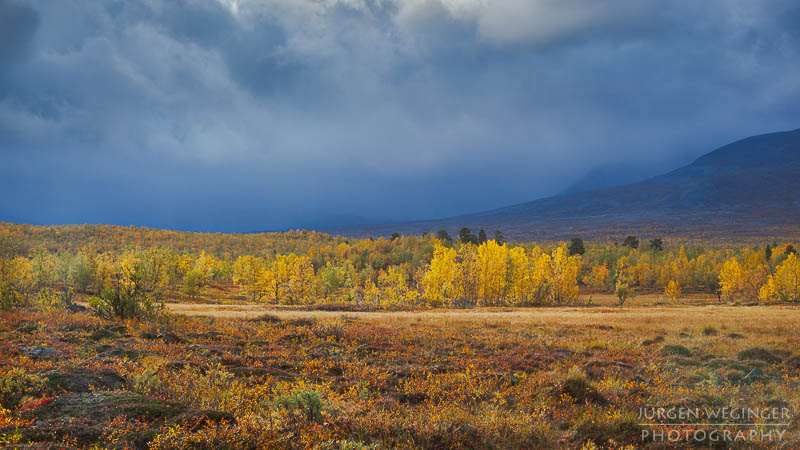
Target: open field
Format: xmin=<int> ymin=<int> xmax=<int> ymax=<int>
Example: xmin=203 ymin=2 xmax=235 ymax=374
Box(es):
xmin=158 ymin=293 xmax=723 ymax=320
xmin=1 ymin=304 xmax=798 ymax=448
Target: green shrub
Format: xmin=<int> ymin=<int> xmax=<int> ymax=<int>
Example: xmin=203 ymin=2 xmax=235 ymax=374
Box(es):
xmin=181 ymin=269 xmax=203 ymax=300
xmin=275 ymin=390 xmax=329 ymax=424
xmin=88 ymin=256 xmax=168 ymax=321
xmin=0 ymin=368 xmax=45 ymax=408
xmin=35 ymin=287 xmax=73 ymax=311
xmin=615 ymin=283 xmax=631 ymax=306
xmin=89 ymin=287 xmax=164 ymax=321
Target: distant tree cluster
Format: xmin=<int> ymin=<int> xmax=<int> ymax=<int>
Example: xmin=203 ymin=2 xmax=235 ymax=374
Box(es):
xmin=433 ymin=228 xmax=504 ymax=247
xmin=422 ymin=241 xmax=581 ymax=307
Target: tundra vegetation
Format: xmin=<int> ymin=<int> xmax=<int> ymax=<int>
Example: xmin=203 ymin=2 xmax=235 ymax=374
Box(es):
xmin=2 ymin=223 xmax=799 ymax=311
xmin=0 ymin=223 xmax=799 ymax=448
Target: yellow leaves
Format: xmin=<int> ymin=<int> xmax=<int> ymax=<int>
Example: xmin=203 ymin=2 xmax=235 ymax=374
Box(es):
xmin=11 ymin=257 xmax=34 ymax=289
xmin=664 ymin=280 xmax=681 ymax=303
xmin=232 ymin=253 xmax=314 ymax=304
xmin=584 ymin=263 xmax=610 ymax=292
xmin=256 ymin=267 xmax=276 ymax=302
xmin=233 ymin=255 xmax=265 ymax=302
xmin=419 ymin=242 xmax=580 ymax=306
xmin=421 ymin=244 xmax=459 ymax=307
xmin=118 ymin=258 xmax=139 ymax=290
xmin=232 ymin=255 xmax=258 ymax=286
xmin=291 ymin=255 xmax=316 ymax=304
xmin=179 ymin=252 xmax=221 ymax=299
xmin=9 ymin=224 xmax=795 ymax=310
xmin=0 ymin=257 xmax=34 ymax=307
xmin=549 ymin=245 xmax=580 ymax=305
xmin=719 ymin=258 xmax=743 ymax=301
xmin=614 ymin=256 xmax=633 ymax=286
xmin=505 ymin=247 xmax=530 ymax=305
xmin=193 ymin=252 xmax=219 ymax=282
xmin=5 ymin=257 xmax=33 ymax=292
xmin=475 ymin=240 xmax=508 ymax=306
xmin=404 ymin=289 xmax=419 ymax=304
xmin=0 ymin=406 xmax=19 ymax=429
xmin=720 ymin=256 xmax=768 ymax=302
xmin=176 ymin=254 xmax=193 ymax=277
xmin=759 ymin=252 xmax=800 ymax=302
xmin=92 ymin=252 xmax=117 ymax=292
xmin=116 ymin=251 xmax=167 ymax=294
xmin=633 ymin=262 xmax=656 ymax=287
xmin=271 ymin=254 xmax=315 ymax=304
xmin=36 ymin=288 xmax=65 ymax=311
xmin=759 ymin=279 xmax=776 ymax=303
xmin=528 ymin=249 xmax=552 ymax=303
xmin=613 ymin=255 xmax=635 ymax=306
xmin=377 ymin=265 xmax=410 ymax=307
xmin=334 ymin=243 xmax=351 ymax=260
xmin=457 ymin=243 xmax=479 ymax=302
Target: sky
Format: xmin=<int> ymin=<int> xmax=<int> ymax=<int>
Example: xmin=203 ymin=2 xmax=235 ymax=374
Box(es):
xmin=1 ymin=0 xmax=800 ymax=232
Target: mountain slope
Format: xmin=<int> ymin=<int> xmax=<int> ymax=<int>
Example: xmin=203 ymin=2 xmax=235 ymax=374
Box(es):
xmin=558 ymin=163 xmax=660 ymax=195
xmin=331 ymin=128 xmax=800 ymax=240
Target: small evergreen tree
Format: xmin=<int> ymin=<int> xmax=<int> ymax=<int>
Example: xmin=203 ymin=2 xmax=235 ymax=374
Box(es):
xmin=568 ymin=238 xmax=585 ymax=256
xmin=622 ymin=236 xmax=639 ymax=249
xmin=649 ymin=238 xmax=663 ymax=251
xmin=458 ymin=227 xmax=478 ymax=245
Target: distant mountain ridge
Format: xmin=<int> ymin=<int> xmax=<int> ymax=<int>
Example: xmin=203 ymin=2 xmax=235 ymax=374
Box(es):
xmin=558 ymin=163 xmax=661 ymax=195
xmin=330 ymin=128 xmax=800 ymax=240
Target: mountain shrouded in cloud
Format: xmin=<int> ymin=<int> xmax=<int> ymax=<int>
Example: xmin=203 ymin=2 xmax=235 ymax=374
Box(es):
xmin=2 ymin=0 xmax=800 ymax=232
xmin=331 ymin=127 xmax=800 ymax=240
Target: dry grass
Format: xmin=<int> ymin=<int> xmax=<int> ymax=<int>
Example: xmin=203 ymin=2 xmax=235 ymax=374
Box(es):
xmin=161 ymin=297 xmax=796 ymax=328
xmin=3 ymin=301 xmax=798 ymax=448
xmin=164 ymin=302 xmax=800 ymax=361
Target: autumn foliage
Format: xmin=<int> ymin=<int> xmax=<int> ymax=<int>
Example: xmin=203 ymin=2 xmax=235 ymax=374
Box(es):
xmin=1 ymin=222 xmax=799 ymax=310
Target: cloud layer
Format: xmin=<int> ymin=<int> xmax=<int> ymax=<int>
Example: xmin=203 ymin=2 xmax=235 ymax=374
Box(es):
xmin=2 ymin=0 xmax=800 ymax=231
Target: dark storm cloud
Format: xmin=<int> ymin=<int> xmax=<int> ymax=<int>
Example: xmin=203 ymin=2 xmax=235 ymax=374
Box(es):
xmin=1 ymin=0 xmax=800 ymax=232
xmin=0 ymin=0 xmax=38 ymax=63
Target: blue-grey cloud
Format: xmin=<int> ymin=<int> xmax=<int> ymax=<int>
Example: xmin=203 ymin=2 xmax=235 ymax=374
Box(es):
xmin=1 ymin=0 xmax=800 ymax=232
xmin=0 ymin=0 xmax=38 ymax=63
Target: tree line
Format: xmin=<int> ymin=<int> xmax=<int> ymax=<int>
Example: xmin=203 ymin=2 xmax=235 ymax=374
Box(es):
xmin=1 ymin=225 xmax=799 ymax=315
